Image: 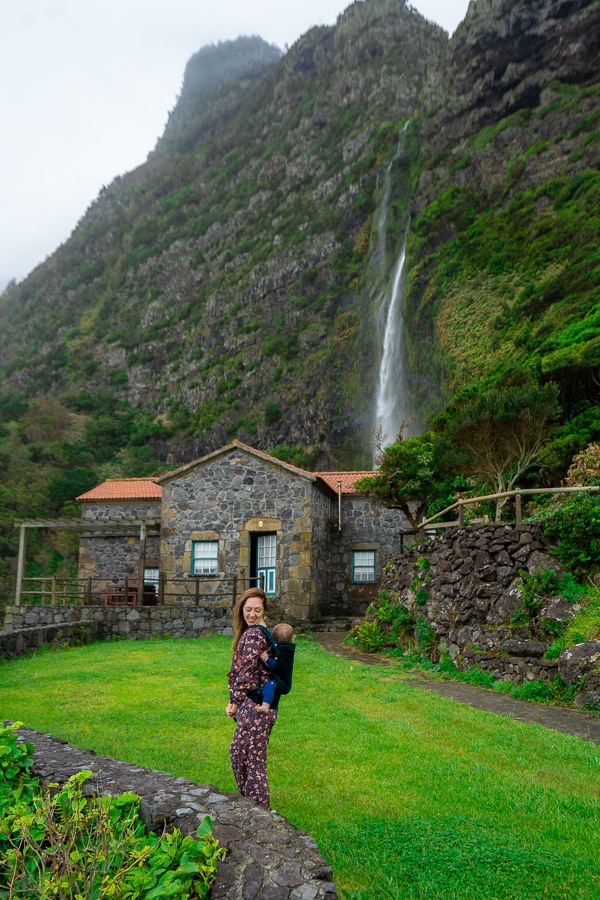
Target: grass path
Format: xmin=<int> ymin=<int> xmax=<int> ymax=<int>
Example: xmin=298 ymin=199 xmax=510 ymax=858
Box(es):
xmin=1 ymin=636 xmax=599 ymax=899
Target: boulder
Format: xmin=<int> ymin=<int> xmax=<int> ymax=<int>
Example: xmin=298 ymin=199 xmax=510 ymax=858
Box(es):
xmin=540 ymin=597 xmax=578 ymax=624
xmin=558 ymin=641 xmax=600 ymax=685
xmin=487 ymin=578 xmax=522 ymax=625
xmin=575 ymin=690 xmax=600 ymax=710
xmin=526 ymin=550 xmax=564 ymax=576
xmin=504 ymin=639 xmax=547 ymax=658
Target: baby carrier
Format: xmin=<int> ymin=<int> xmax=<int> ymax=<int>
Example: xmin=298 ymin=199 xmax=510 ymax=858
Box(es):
xmin=247 ymin=625 xmax=295 ymax=710
xmin=258 ymin=624 xmax=295 ymax=696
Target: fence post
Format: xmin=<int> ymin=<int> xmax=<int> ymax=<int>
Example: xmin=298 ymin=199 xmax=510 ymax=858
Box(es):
xmin=87 ymin=577 xmax=92 ymax=604
xmin=515 ymin=489 xmax=522 ymax=525
xmin=158 ymin=573 xmax=165 ymax=604
xmin=232 ymin=576 xmax=237 ymax=604
xmin=51 ymin=576 xmax=57 ymax=606
xmin=15 ymin=525 xmax=26 ymax=606
xmin=458 ymin=502 xmax=465 ymax=527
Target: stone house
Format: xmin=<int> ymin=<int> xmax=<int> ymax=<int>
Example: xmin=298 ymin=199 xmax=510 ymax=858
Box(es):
xmin=77 ymin=440 xmax=408 ymax=624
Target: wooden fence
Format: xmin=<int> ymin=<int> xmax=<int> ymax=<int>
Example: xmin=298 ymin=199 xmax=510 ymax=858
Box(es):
xmin=14 ymin=574 xmax=262 ymax=607
xmin=417 ymin=485 xmax=600 ymax=532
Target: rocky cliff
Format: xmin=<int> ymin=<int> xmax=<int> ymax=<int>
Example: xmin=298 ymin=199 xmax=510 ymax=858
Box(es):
xmin=0 ymin=0 xmax=447 ymax=470
xmin=0 ymin=0 xmax=598 ymax=482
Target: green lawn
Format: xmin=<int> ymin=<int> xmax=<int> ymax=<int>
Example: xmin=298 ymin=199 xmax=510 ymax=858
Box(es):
xmin=1 ymin=636 xmax=599 ymax=899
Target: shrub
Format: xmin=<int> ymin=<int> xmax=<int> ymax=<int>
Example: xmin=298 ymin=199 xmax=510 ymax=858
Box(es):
xmin=355 ymin=620 xmax=387 ymax=653
xmin=415 ymin=587 xmax=429 ymax=607
xmin=264 ymin=400 xmax=282 ymax=426
xmin=414 ymin=617 xmax=436 ymax=655
xmin=534 ymin=492 xmax=600 ymax=572
xmin=364 ymin=590 xmax=415 ymax=648
xmin=0 ymin=723 xmax=225 ymax=898
xmin=512 ymin=567 xmax=585 ymax=634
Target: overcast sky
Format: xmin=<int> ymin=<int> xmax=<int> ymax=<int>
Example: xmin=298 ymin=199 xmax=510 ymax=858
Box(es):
xmin=0 ymin=0 xmax=470 ymax=288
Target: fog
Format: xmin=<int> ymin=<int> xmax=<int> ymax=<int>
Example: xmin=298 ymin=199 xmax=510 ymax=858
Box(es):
xmin=0 ymin=0 xmax=469 ymax=288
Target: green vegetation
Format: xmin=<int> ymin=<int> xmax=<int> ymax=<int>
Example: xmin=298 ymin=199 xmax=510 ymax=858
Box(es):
xmin=531 ymin=492 xmax=600 ymax=573
xmin=0 ymin=722 xmax=224 ymax=898
xmin=1 ymin=638 xmax=598 ymax=899
xmin=507 ymin=568 xmax=588 ymax=645
xmin=355 ymin=431 xmax=441 ymax=529
xmin=0 ymin=390 xmax=171 ymax=596
xmin=357 ymin=379 xmax=561 ymax=523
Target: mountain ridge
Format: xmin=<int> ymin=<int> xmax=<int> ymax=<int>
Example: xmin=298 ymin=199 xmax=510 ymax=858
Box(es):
xmin=0 ymin=0 xmax=598 ymax=500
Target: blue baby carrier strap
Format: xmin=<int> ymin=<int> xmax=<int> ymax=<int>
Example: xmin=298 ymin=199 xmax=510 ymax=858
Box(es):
xmin=256 ymin=624 xmax=295 ymax=698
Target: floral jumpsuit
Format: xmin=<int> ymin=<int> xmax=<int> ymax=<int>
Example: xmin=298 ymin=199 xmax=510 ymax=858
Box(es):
xmin=228 ymin=626 xmax=278 ymax=808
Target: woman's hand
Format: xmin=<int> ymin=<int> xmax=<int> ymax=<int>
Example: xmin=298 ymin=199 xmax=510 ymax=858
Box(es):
xmin=226 ymin=702 xmax=238 ymax=719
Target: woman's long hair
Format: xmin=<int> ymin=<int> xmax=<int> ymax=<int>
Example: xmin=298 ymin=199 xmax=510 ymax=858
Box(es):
xmin=232 ymin=587 xmax=268 ymax=653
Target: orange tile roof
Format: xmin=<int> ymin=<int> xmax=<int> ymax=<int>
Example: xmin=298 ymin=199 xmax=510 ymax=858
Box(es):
xmin=315 ymin=472 xmax=375 ymax=494
xmin=77 ymin=478 xmax=162 ymax=501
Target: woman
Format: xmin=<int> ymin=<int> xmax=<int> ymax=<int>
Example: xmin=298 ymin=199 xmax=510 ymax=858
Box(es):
xmin=226 ymin=587 xmax=277 ymax=808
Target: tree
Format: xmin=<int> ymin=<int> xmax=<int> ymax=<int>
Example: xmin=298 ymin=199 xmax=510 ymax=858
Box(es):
xmin=355 ymin=431 xmax=443 ymax=530
xmin=442 ymin=382 xmax=560 ymax=520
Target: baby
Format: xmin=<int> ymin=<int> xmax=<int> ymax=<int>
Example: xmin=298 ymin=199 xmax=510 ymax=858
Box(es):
xmin=257 ymin=622 xmax=295 ymax=712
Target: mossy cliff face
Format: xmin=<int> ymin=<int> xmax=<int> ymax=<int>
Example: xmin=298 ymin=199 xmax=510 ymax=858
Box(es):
xmin=0 ymin=0 xmax=598 ymax=476
xmin=404 ymin=0 xmax=600 ymax=418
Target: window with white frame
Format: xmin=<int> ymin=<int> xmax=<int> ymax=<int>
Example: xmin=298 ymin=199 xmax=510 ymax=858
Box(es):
xmin=257 ymin=533 xmax=277 ymax=595
xmin=144 ymin=567 xmax=159 ymax=589
xmin=192 ymin=540 xmax=219 ymax=576
xmin=352 ymin=550 xmax=376 ymax=583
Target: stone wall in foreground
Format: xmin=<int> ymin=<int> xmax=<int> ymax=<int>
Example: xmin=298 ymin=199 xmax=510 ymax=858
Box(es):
xmin=15 ymin=725 xmax=336 ymax=900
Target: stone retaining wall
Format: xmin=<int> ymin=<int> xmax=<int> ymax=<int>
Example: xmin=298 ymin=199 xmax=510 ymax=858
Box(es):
xmin=460 ymin=650 xmax=559 ymax=683
xmin=0 ymin=621 xmax=98 ymax=659
xmin=1 ymin=601 xmax=234 ymax=658
xmin=15 ymin=725 xmax=337 ymax=899
xmin=380 ymin=524 xmax=599 ymax=694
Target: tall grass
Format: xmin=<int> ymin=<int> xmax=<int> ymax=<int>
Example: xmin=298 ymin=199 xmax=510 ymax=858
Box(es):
xmin=1 ymin=636 xmax=599 ymax=899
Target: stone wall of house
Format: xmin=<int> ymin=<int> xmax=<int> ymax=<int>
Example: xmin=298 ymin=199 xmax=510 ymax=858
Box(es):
xmin=326 ymin=498 xmax=408 ymax=617
xmin=311 ymin=485 xmax=335 ymax=616
xmin=78 ymin=500 xmax=161 ymax=598
xmin=160 ymin=450 xmax=327 ymax=624
xmin=17 ymin=725 xmax=337 ymax=899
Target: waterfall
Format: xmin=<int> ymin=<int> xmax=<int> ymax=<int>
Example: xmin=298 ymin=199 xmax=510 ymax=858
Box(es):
xmin=374 ymin=237 xmax=410 ymax=453
xmin=370 ymin=122 xmax=415 ymax=461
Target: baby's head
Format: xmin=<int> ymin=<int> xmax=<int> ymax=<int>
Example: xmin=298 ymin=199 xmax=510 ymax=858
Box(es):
xmin=273 ymin=622 xmax=294 ymax=643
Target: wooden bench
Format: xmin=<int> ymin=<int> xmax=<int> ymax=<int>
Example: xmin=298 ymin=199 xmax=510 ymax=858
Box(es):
xmin=104 ymin=585 xmax=137 ymax=606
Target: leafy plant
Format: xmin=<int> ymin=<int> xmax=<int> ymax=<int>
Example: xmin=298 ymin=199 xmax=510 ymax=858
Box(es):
xmin=354 ymin=620 xmax=387 ymax=653
xmin=534 ymin=491 xmax=600 ymax=572
xmin=0 ymin=722 xmax=225 ymax=899
xmin=414 ymin=616 xmax=436 ymax=654
xmin=415 ymin=588 xmax=429 ymax=607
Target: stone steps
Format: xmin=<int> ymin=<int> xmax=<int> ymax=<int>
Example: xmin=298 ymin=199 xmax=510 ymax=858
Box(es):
xmin=308 ymin=616 xmax=355 ymax=633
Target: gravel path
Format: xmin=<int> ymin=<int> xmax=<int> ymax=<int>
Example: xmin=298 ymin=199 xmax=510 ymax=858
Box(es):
xmin=312 ymin=632 xmax=600 ymax=745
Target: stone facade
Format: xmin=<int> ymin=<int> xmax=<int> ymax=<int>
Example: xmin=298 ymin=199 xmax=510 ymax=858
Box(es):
xmin=327 ymin=496 xmax=408 ymax=617
xmin=159 ymin=447 xmax=328 ymax=624
xmin=74 ymin=442 xmax=408 ymax=627
xmin=78 ymin=499 xmax=161 ymax=600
